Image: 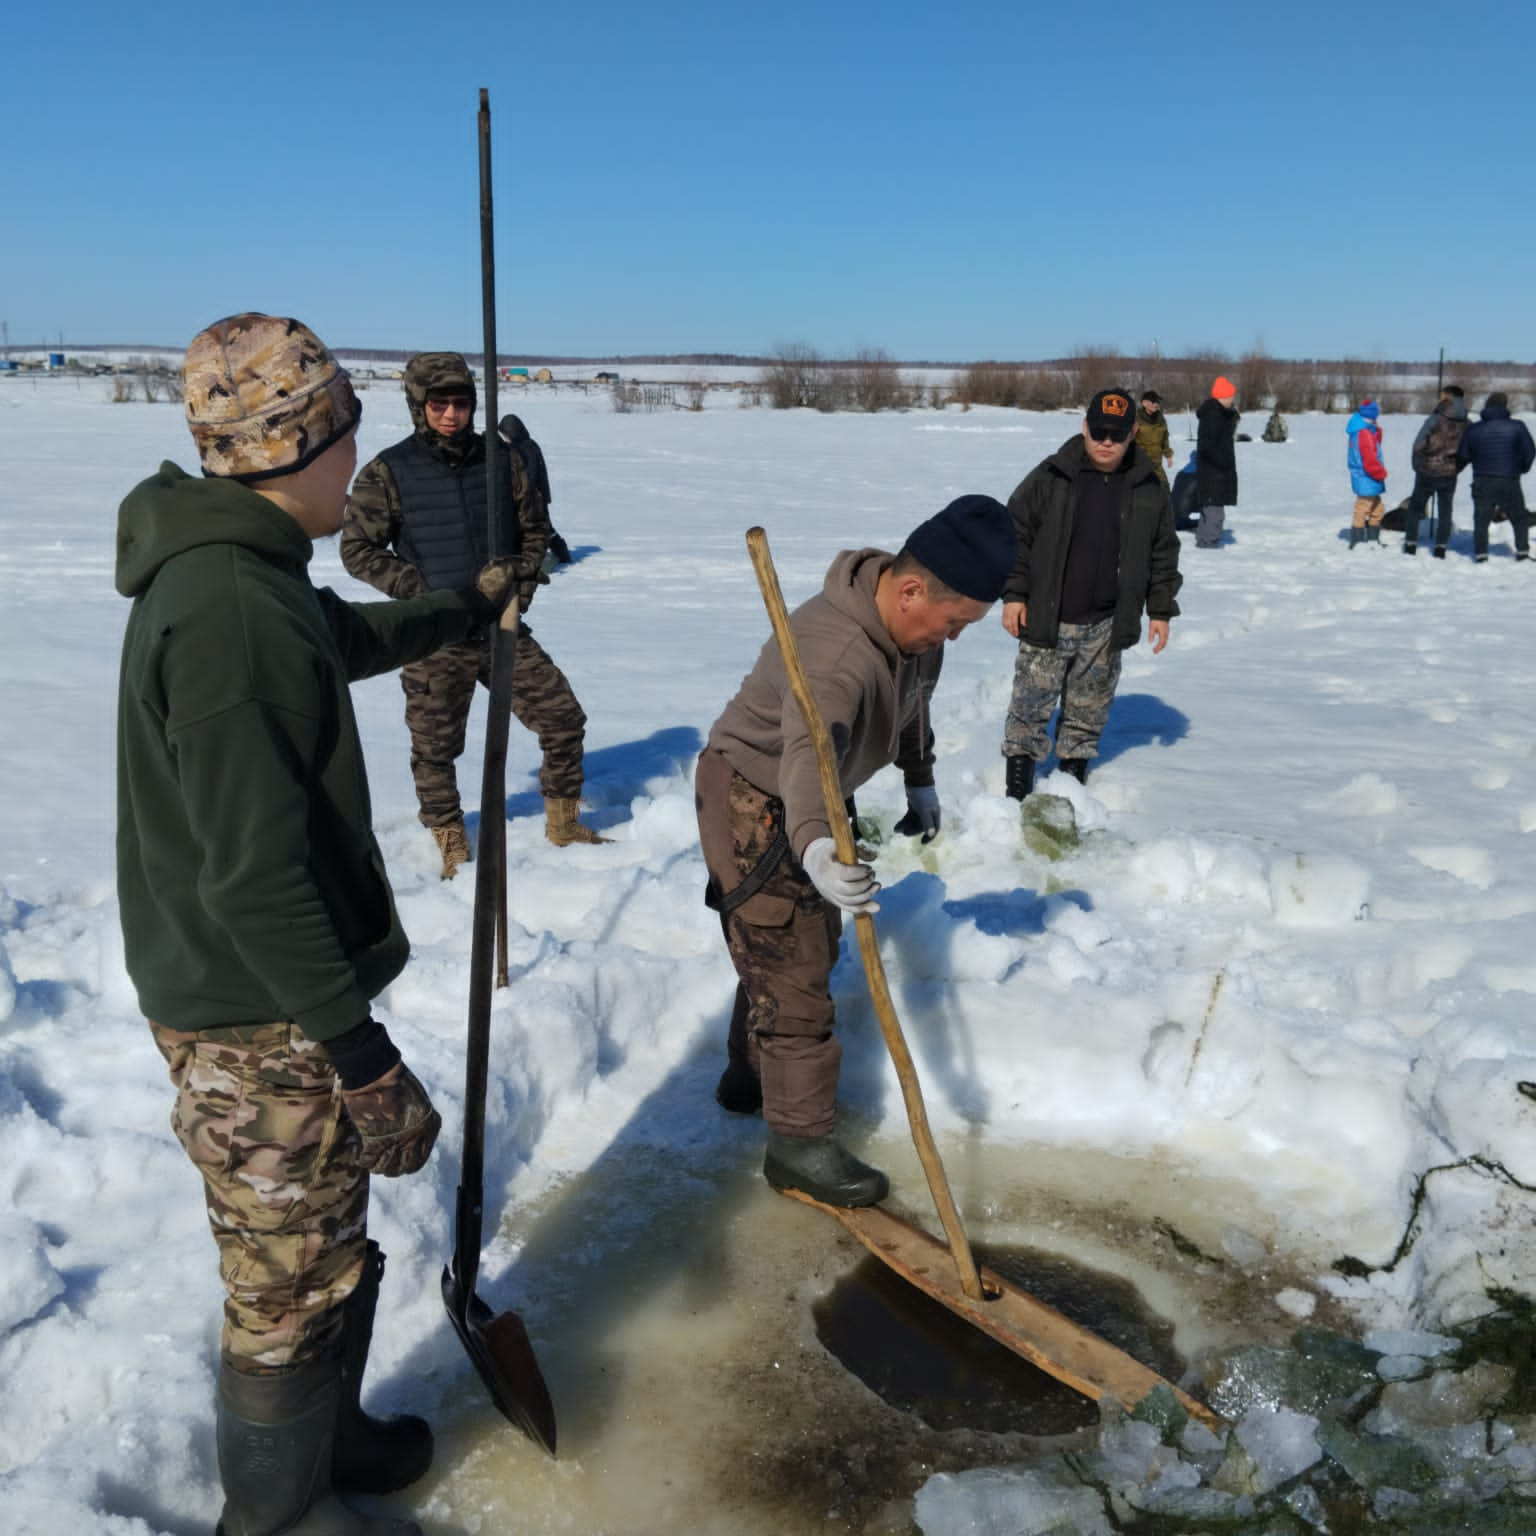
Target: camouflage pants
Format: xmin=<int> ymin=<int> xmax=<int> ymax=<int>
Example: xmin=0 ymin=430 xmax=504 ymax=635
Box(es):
xmin=150 ymin=1020 xmax=368 ymax=1372
xmin=401 ymin=625 xmax=587 ymax=826
xmin=695 ymin=749 xmax=843 ymax=1137
xmin=1003 ymin=617 xmax=1122 ymax=764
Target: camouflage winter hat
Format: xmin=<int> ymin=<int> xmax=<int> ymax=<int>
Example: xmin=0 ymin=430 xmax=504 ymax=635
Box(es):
xmin=183 ymin=313 xmax=360 ymax=483
xmin=404 ymin=352 xmax=478 ymax=436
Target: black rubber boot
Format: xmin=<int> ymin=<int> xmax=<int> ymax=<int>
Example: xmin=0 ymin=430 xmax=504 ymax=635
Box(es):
xmin=1058 ymin=758 xmax=1089 ymax=784
xmin=1403 ymin=540 xmax=1417 ymax=554
xmin=714 ymin=1056 xmax=763 ymax=1115
xmin=1365 ymin=525 xmax=1381 ymax=545
xmin=1433 ymin=545 xmax=1446 ymax=559
xmin=1004 ymin=755 xmax=1034 ymax=801
xmin=216 ymin=1357 xmax=421 ymax=1536
xmin=1348 ymin=527 xmax=1361 ymax=548
xmin=763 ymin=1132 xmax=889 ymax=1207
xmin=334 ymin=1244 xmax=433 ymax=1495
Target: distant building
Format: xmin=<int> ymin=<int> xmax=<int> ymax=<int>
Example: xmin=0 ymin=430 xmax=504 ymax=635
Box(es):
xmin=595 ymin=371 xmax=619 ymax=383
xmin=533 ymin=367 xmax=553 ymax=384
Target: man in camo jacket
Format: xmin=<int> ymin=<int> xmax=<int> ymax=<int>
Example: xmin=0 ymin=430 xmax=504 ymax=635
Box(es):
xmin=342 ymin=353 xmax=607 ymax=872
xmin=117 ymin=314 xmax=517 ymax=1535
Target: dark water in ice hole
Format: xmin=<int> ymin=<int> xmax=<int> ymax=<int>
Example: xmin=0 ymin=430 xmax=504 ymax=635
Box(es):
xmin=812 ymin=1243 xmax=1185 ymax=1435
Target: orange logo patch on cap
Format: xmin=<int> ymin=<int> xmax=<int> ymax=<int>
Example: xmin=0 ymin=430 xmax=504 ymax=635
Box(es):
xmin=1102 ymin=394 xmax=1129 ymax=417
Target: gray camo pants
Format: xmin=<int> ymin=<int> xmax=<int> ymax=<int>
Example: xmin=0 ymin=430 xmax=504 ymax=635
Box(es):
xmin=1003 ymin=617 xmax=1121 ymax=763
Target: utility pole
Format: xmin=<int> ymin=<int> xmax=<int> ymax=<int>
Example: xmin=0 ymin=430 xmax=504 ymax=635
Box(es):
xmin=1437 ymin=347 xmax=1444 ymax=394
xmin=1 ymin=320 xmax=8 ymax=360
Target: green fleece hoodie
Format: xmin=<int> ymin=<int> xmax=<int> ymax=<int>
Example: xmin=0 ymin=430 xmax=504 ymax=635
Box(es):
xmin=116 ymin=461 xmax=479 ymax=1039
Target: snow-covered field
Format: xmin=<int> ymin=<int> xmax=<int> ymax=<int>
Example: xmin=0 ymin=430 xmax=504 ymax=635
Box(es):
xmin=4 ymin=375 xmax=1536 ymax=1533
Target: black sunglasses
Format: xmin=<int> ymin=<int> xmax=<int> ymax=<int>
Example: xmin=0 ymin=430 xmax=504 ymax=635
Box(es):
xmin=1088 ymin=426 xmax=1132 ymax=444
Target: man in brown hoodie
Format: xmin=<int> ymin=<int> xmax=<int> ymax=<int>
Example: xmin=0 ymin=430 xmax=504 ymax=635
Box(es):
xmin=695 ymin=496 xmax=1017 ymax=1206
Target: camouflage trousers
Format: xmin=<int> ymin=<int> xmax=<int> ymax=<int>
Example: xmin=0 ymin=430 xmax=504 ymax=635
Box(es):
xmin=401 ymin=625 xmax=587 ymax=826
xmin=695 ymin=748 xmax=843 ymax=1137
xmin=150 ymin=1020 xmax=368 ymax=1372
xmin=1003 ymin=617 xmax=1122 ymax=764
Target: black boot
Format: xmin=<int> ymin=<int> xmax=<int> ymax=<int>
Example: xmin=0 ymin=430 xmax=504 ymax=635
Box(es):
xmin=1433 ymin=545 xmax=1446 ymax=559
xmin=217 ymin=1357 xmax=421 ymax=1536
xmin=1058 ymin=758 xmax=1089 ymax=784
xmin=1365 ymin=525 xmax=1381 ymax=545
xmin=1004 ymin=755 xmax=1034 ymax=801
xmin=714 ymin=1055 xmax=763 ymax=1115
xmin=334 ymin=1244 xmax=433 ymax=1495
xmin=1403 ymin=540 xmax=1417 ymax=554
xmin=1348 ymin=527 xmax=1361 ymax=548
xmin=763 ymin=1132 xmax=889 ymax=1207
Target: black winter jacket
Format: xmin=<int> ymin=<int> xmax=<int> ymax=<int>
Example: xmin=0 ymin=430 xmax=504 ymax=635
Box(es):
xmin=1003 ymin=438 xmax=1182 ymax=651
xmin=1195 ymin=398 xmax=1239 ymax=506
xmin=1458 ymin=405 xmax=1536 ymax=480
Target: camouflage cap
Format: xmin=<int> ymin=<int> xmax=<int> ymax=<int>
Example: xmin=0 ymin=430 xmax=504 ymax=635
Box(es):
xmin=183 ymin=313 xmax=360 ymax=483
xmin=404 ymin=352 xmax=477 ymax=436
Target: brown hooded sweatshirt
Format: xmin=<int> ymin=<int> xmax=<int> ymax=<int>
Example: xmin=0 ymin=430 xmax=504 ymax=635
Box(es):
xmin=706 ymin=548 xmax=938 ymax=858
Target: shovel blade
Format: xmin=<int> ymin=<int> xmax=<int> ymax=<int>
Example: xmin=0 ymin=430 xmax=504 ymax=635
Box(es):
xmin=441 ymin=1264 xmax=558 ymax=1455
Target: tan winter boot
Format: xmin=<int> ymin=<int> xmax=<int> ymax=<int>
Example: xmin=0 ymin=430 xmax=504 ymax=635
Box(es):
xmin=430 ymin=818 xmax=471 ymax=879
xmin=544 ymin=797 xmax=611 ymax=847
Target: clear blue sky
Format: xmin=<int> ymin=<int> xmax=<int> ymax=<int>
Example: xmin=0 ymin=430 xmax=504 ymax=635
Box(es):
xmin=4 ymin=1 xmax=1532 ymax=362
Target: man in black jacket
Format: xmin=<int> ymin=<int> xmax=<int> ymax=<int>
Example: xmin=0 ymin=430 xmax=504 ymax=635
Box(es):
xmin=1194 ymin=376 xmax=1239 ymax=548
xmin=1457 ymin=392 xmax=1535 ymax=563
xmin=1000 ymin=389 xmax=1182 ymax=798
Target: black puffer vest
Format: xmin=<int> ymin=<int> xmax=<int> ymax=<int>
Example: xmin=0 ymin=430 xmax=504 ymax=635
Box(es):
xmin=380 ymin=433 xmax=519 ymax=591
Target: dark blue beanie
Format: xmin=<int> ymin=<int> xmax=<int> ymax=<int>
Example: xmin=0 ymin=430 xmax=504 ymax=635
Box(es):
xmin=900 ymin=494 xmax=1017 ymax=603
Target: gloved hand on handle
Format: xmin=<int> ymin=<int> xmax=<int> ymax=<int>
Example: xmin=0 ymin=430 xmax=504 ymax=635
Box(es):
xmin=801 ymin=836 xmax=880 ymax=915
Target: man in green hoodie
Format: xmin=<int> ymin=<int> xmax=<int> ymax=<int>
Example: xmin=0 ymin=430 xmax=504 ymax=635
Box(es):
xmin=116 ymin=313 xmax=514 ymax=1536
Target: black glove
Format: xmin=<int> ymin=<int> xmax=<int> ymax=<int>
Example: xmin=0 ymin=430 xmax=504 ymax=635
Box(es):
xmin=893 ymin=785 xmax=941 ymax=843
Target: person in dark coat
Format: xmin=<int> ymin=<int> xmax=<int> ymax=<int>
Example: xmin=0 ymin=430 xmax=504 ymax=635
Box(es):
xmin=498 ymin=413 xmax=572 ymax=565
xmin=1404 ymin=384 xmax=1467 ymax=557
xmin=1194 ymin=376 xmax=1239 ymax=548
xmin=1457 ymin=391 xmax=1535 ymax=562
xmin=1170 ymin=449 xmax=1200 ymax=530
xmin=999 ymin=388 xmax=1183 ymax=798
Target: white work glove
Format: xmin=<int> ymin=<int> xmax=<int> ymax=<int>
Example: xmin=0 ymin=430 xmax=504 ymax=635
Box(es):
xmin=801 ymin=836 xmax=880 ymax=915
xmin=893 ymin=784 xmax=941 ymax=843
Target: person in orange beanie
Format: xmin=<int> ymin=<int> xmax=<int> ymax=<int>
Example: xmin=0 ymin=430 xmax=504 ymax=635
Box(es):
xmin=1193 ymin=376 xmax=1239 ymax=548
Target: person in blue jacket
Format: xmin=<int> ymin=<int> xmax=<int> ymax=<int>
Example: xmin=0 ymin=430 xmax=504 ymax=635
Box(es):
xmin=1170 ymin=449 xmax=1199 ymax=530
xmin=1345 ymin=400 xmax=1388 ymax=549
xmin=1457 ymin=392 xmax=1535 ymax=562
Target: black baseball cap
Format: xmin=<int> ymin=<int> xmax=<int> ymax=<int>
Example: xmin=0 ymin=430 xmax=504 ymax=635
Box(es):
xmin=1086 ymin=388 xmax=1135 ymax=442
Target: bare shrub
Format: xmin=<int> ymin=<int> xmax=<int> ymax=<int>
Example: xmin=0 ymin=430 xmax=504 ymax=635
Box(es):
xmin=1269 ymin=359 xmax=1323 ymax=414
xmin=1234 ymin=342 xmax=1275 ymax=410
xmin=1158 ymin=349 xmax=1230 ymax=412
xmin=108 ymin=376 xmax=135 ymax=403
xmin=847 ymin=347 xmax=907 ymax=412
xmin=762 ymin=342 xmax=824 ymax=409
xmin=1061 ymin=345 xmax=1127 ymax=405
xmin=682 ymin=378 xmax=708 ymax=412
xmin=1338 ymin=357 xmax=1385 ymax=412
xmin=955 ymin=361 xmax=1025 ymax=409
xmin=818 ymin=365 xmax=854 ymax=413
